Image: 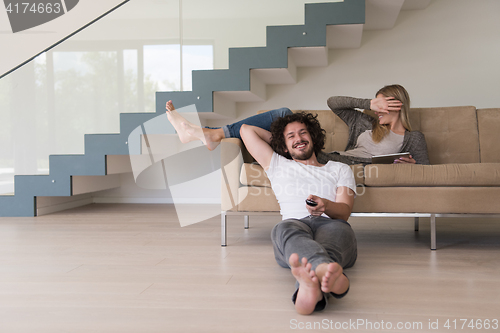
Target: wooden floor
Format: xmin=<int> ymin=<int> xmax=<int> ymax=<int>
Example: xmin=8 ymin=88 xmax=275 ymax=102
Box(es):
xmin=1 ymin=204 xmax=499 ymax=333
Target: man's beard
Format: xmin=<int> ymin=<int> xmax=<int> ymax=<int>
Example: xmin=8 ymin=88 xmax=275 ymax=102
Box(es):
xmin=289 ymin=142 xmax=314 ymax=161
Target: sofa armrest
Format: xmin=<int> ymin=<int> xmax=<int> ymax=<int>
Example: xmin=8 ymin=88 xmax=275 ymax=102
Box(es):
xmin=220 ymin=138 xmax=250 ymax=211
xmin=222 ymin=138 xmax=255 ymax=163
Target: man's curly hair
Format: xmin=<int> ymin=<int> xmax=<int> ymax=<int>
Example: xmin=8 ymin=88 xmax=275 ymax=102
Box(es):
xmin=270 ymin=111 xmax=326 ymax=159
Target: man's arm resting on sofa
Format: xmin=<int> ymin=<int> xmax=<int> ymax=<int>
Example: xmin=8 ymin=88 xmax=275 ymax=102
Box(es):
xmin=239 ymin=124 xmax=273 ymax=170
xmin=306 ymin=187 xmax=355 ymax=221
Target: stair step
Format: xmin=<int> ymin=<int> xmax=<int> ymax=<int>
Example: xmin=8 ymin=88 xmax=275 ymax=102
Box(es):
xmin=15 ymin=174 xmax=72 ymax=197
xmin=289 ymin=46 xmax=328 ymax=67
xmin=326 ymin=24 xmax=364 ymax=49
xmin=0 ymin=195 xmax=36 ymax=216
xmin=107 ymin=155 xmax=132 ymax=174
xmin=401 ymin=0 xmax=432 ymax=10
xmin=267 ymin=24 xmax=326 ymax=49
xmin=365 ymin=0 xmax=404 ymax=30
xmin=120 ymin=112 xmax=163 ymax=137
xmin=49 ymin=154 xmax=106 ymax=176
xmin=36 ymin=195 xmax=93 ymax=216
xmin=213 ymin=93 xmax=237 ymax=119
xmin=155 ymin=91 xmax=214 ymax=116
xmin=305 ymin=1 xmax=365 ymax=27
xmin=72 ymin=175 xmax=121 ymax=195
xmin=85 ymin=133 xmax=128 ymax=156
xmin=14 ymin=172 xmax=119 ymax=197
xmin=229 ymin=47 xmax=287 ymax=71
xmin=213 ymin=71 xmax=266 ymax=103
xmin=192 ymin=69 xmax=250 ymax=94
xmin=251 ymin=52 xmax=297 ymax=85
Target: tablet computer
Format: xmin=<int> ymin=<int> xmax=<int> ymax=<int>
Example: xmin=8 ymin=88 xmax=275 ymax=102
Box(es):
xmin=371 ymin=152 xmax=410 ymax=164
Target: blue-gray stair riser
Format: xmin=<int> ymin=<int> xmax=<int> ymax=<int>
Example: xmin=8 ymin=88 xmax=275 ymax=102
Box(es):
xmin=49 ymin=154 xmax=106 ymax=176
xmin=15 ymin=174 xmax=72 ymax=197
xmin=85 ymin=133 xmax=129 ymax=156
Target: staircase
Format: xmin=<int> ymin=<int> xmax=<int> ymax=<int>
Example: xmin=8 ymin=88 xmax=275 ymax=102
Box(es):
xmin=0 ymin=0 xmax=431 ymax=217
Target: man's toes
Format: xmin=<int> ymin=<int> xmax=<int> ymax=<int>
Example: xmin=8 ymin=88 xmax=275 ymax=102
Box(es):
xmin=289 ymin=253 xmax=300 ymax=267
xmin=309 ymin=269 xmax=317 ymax=280
xmin=301 ymin=257 xmax=308 ymax=265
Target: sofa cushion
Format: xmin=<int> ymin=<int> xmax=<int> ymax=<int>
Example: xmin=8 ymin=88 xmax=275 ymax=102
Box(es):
xmin=353 ymin=187 xmax=500 ymax=214
xmin=409 ymin=106 xmax=480 ymax=164
xmin=307 ymin=110 xmax=349 ymax=153
xmin=477 ymin=108 xmax=500 ymax=163
xmin=240 ymin=163 xmax=271 ymax=187
xmin=240 ymin=162 xmax=365 ymax=186
xmin=237 ymin=186 xmax=280 ymax=211
xmin=364 ymin=163 xmax=500 ymax=186
xmin=350 ymin=164 xmax=365 ymax=185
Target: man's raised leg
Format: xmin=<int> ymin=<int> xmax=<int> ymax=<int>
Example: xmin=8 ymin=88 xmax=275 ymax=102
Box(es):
xmin=165 ymin=100 xmax=223 ymax=150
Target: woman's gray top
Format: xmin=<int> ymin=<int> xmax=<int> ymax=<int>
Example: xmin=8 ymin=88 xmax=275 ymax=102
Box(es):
xmin=316 ymin=96 xmax=430 ymax=165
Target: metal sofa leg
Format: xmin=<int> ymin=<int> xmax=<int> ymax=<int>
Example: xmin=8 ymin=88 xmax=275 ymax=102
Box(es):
xmin=414 ymin=217 xmax=419 ymax=231
xmin=221 ymin=211 xmax=227 ymax=247
xmin=244 ymin=215 xmax=249 ymax=229
xmin=430 ymin=214 xmax=436 ymax=250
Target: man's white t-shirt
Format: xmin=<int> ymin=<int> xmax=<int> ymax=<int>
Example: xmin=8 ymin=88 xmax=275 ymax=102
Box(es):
xmin=265 ymin=152 xmax=357 ymax=220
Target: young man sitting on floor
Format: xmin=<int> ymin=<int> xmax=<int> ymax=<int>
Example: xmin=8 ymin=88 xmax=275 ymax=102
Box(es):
xmin=239 ymin=112 xmax=358 ymax=315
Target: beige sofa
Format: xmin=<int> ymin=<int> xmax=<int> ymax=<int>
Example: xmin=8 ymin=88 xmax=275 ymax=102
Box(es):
xmin=220 ymin=106 xmax=500 ymax=249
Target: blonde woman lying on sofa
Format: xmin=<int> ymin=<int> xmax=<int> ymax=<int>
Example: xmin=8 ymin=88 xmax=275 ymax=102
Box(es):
xmin=165 ymin=84 xmax=430 ymax=165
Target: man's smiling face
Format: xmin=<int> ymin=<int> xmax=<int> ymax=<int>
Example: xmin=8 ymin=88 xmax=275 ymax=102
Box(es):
xmin=283 ymin=121 xmax=314 ymax=161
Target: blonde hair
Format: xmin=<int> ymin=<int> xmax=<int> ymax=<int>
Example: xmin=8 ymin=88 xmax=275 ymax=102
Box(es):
xmin=372 ymin=84 xmax=412 ymax=143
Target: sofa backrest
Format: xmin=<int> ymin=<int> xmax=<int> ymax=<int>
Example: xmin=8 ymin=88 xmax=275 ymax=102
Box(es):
xmin=477 ymin=108 xmax=500 ymax=163
xmin=259 ymin=110 xmax=350 ymax=152
xmin=299 ymin=110 xmax=349 ymax=153
xmin=261 ymin=106 xmax=482 ymax=164
xmin=409 ymin=106 xmax=480 ymax=164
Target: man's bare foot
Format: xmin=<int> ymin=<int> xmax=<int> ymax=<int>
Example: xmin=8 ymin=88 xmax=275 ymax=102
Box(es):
xmin=165 ymin=101 xmax=205 ymax=145
xmin=289 ymin=253 xmax=323 ymax=315
xmin=315 ymin=262 xmax=349 ymax=295
xmin=201 ymin=128 xmax=224 ymax=151
xmin=165 ymin=101 xmax=223 ymax=151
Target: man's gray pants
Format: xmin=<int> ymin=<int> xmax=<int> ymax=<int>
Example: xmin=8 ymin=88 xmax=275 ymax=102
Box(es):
xmin=271 ymin=216 xmax=358 ymax=311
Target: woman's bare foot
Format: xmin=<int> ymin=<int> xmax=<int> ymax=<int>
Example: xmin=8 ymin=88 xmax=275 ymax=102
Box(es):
xmin=315 ymin=262 xmax=349 ymax=295
xmin=289 ymin=253 xmax=323 ymax=315
xmin=165 ymin=100 xmax=224 ymax=151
